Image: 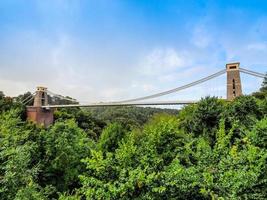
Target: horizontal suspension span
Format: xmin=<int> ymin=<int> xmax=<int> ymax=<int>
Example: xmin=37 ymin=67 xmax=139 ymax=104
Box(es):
xmin=42 ymin=100 xmax=198 ymax=109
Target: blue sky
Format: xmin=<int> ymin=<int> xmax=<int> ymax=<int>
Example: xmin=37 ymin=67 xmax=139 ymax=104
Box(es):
xmin=0 ymin=0 xmax=266 ymax=103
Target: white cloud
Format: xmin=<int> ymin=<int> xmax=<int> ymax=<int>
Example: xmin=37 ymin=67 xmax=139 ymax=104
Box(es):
xmin=139 ymin=48 xmax=186 ymax=76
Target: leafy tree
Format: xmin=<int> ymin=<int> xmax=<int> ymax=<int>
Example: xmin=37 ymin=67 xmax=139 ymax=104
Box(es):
xmin=224 ymin=95 xmax=261 ymax=128
xmin=248 ymin=117 xmax=267 ymax=148
xmin=179 ymin=96 xmax=224 ymax=145
xmin=54 ymin=108 xmax=106 ymax=140
xmin=38 ymin=120 xmax=92 ymax=196
xmin=0 ymin=110 xmax=44 ymax=200
xmin=0 ymin=91 xmax=16 ymax=113
xmin=258 ymin=98 xmax=267 ymax=117
xmin=98 ymin=122 xmax=127 ymax=152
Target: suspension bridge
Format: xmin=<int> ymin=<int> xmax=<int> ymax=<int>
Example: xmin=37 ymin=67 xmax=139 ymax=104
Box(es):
xmin=21 ymin=62 xmax=265 ymax=126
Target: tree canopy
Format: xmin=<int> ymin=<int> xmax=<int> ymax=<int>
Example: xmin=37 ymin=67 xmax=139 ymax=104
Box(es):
xmin=0 ymin=77 xmax=266 ymax=199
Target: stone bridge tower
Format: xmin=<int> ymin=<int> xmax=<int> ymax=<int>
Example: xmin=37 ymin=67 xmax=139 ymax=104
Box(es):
xmin=226 ymin=62 xmax=242 ymax=100
xmin=27 ymin=87 xmax=54 ymax=127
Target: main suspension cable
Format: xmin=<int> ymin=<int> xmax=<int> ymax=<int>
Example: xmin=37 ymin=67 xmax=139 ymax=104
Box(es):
xmin=47 ymin=90 xmax=78 ymax=102
xmin=43 ymin=67 xmax=264 ymax=105
xmin=23 ymin=96 xmax=35 ymax=105
xmin=240 ymin=68 xmax=266 ymax=78
xmin=20 ymin=92 xmax=35 ymax=104
xmin=116 ymin=69 xmax=226 ymax=103
xmin=240 ymin=68 xmax=266 ymax=76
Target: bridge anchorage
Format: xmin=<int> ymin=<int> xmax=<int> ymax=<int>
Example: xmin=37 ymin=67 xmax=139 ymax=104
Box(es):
xmin=26 ymin=62 xmax=265 ymax=127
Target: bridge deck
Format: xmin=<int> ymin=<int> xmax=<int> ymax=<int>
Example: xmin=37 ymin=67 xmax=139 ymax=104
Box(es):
xmin=42 ymin=100 xmax=197 ymax=109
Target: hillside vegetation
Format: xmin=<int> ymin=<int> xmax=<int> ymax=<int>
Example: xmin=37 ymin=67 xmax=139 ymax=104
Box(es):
xmin=0 ymin=76 xmax=266 ymax=199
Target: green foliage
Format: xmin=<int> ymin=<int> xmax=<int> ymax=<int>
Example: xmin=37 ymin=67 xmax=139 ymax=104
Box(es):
xmin=79 ymin=115 xmax=193 ymax=199
xmin=191 ymin=97 xmax=224 ymax=134
xmin=98 ymin=123 xmax=127 ymax=152
xmin=55 ymin=108 xmax=106 ymax=140
xmin=80 ymin=115 xmax=267 ymax=199
xmin=88 ymin=106 xmax=178 ymax=129
xmin=14 ymin=183 xmax=48 ymax=200
xmin=78 ymin=114 xmax=185 ymax=199
xmin=0 ymin=109 xmax=94 ymax=199
xmin=0 ymin=91 xmax=16 ymax=113
xmin=186 ymin=120 xmax=267 ymax=199
xmin=224 ymin=95 xmax=261 ymax=126
xmin=0 ymin=84 xmax=267 ymax=199
xmin=0 ymin=110 xmax=43 ymax=200
xmin=258 ymin=97 xmax=267 ymax=116
xmin=39 ymin=120 xmax=93 ymax=195
xmin=58 ymin=193 xmax=81 ymax=200
xmin=179 ymin=96 xmax=225 ymax=145
xmin=248 ymin=117 xmax=267 ymax=148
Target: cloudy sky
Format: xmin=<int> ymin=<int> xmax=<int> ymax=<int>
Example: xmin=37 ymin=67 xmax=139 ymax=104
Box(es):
xmin=0 ymin=0 xmax=266 ymax=103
